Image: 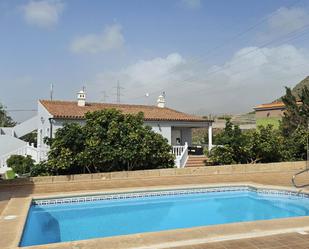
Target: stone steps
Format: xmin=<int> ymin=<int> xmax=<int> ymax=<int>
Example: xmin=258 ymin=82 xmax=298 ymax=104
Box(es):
xmin=186 ymin=156 xmax=207 ymax=167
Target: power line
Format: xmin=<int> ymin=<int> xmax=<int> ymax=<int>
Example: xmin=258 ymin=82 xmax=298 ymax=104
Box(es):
xmin=167 ymin=56 xmax=309 ymax=100
xmin=126 ymin=22 xmax=309 ymax=101
xmin=125 ymin=0 xmax=303 ymax=101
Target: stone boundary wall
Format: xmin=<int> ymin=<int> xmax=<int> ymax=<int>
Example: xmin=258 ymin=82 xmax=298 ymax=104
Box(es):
xmin=0 ymin=161 xmax=306 ymax=186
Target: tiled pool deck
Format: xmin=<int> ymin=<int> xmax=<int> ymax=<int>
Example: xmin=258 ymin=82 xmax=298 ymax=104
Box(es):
xmin=2 ymin=168 xmax=309 ymax=249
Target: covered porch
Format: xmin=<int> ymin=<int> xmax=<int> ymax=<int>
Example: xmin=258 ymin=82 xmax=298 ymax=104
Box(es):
xmin=171 ymin=122 xmax=213 ymax=168
xmin=146 ymin=120 xmax=213 ymax=168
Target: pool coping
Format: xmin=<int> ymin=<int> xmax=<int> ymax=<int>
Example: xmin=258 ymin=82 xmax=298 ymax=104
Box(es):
xmin=2 ymin=182 xmax=309 ymax=249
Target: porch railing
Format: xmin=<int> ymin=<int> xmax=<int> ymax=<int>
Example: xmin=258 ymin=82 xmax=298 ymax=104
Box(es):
xmin=172 ymin=142 xmax=189 ymax=168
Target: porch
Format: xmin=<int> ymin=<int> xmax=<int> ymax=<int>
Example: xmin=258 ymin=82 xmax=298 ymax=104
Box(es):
xmin=170 ymin=123 xmax=213 ymax=168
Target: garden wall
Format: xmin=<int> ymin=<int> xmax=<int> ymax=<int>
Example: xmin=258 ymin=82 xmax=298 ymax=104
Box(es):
xmin=0 ymin=161 xmax=306 ymax=185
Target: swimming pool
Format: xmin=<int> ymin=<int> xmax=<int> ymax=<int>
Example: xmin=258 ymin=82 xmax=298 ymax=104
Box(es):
xmin=20 ymin=186 xmax=309 ymax=247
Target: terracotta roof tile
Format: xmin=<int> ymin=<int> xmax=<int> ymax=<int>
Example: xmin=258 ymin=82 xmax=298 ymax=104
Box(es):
xmin=254 ymin=101 xmax=302 ymax=110
xmin=39 ymin=100 xmax=208 ymax=122
xmin=254 ymin=102 xmax=286 ymax=110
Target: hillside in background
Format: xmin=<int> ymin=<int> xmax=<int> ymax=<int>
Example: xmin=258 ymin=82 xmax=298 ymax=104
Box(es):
xmin=291 ymin=76 xmax=309 ymax=99
xmin=275 ymin=76 xmax=309 ymax=102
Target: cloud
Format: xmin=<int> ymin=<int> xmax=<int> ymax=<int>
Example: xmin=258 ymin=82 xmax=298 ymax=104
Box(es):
xmin=92 ymin=53 xmax=189 ymax=101
xmin=181 ymin=0 xmax=201 ymax=10
xmin=70 ymin=24 xmax=125 ymax=54
xmin=21 ymin=0 xmax=64 ymax=28
xmin=90 ymin=45 xmax=309 ymax=114
xmin=260 ymin=7 xmax=309 ymax=40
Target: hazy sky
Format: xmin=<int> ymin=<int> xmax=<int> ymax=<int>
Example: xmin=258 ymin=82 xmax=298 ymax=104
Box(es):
xmin=1 ymin=0 xmax=309 ymax=122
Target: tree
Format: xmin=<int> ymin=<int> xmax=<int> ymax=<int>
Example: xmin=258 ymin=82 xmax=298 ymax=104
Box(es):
xmin=209 ymin=86 xmax=309 ymax=166
xmin=20 ymin=131 xmax=37 ymax=147
xmin=246 ymin=125 xmax=284 ymax=163
xmin=208 ymin=119 xmax=249 ymax=165
xmin=45 ymin=109 xmax=175 ymax=175
xmin=280 ymin=86 xmax=309 ymax=161
xmin=282 ymin=126 xmax=309 ymax=161
xmin=281 ymin=86 xmax=309 ymax=136
xmin=45 ymin=122 xmax=86 ymax=174
xmin=209 ymin=120 xmax=284 ymax=165
xmin=0 ymin=103 xmax=15 ymax=127
xmin=6 ymin=155 xmax=34 ymax=175
xmin=30 ymin=161 xmax=51 ymax=177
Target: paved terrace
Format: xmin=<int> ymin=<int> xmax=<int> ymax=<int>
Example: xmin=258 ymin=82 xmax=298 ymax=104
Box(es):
xmin=1 ymin=161 xmax=309 ymax=249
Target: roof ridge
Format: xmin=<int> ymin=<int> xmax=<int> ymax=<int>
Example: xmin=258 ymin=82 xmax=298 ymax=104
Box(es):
xmin=164 ymin=107 xmax=202 ymax=118
xmin=40 ymin=99 xmax=160 ymax=109
xmin=39 ymin=99 xmax=208 ymax=122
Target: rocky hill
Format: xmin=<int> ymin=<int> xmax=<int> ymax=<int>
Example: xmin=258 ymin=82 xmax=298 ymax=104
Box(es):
xmin=275 ymin=76 xmax=309 ymax=102
xmin=291 ymin=76 xmax=309 ymax=98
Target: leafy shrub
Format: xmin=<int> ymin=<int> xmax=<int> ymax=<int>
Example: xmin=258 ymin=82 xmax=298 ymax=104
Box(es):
xmin=6 ymin=155 xmax=34 ymax=175
xmin=30 ymin=161 xmax=51 ymax=177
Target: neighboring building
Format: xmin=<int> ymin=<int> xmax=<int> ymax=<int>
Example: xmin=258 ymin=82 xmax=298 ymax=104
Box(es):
xmin=254 ymin=102 xmax=286 ymax=118
xmin=253 ymin=101 xmax=285 ymax=128
xmin=253 ymin=101 xmax=301 ymax=127
xmin=0 ymin=90 xmax=213 ymax=171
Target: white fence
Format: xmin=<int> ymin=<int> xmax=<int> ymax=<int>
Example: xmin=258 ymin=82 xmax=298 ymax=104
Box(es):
xmin=0 ymin=144 xmax=46 ymax=172
xmin=172 ymin=142 xmax=189 ymax=168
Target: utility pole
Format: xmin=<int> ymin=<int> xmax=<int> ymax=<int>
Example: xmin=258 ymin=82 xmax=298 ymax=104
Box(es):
xmin=114 ymin=81 xmax=124 ymax=103
xmin=50 ymin=83 xmax=54 ymax=101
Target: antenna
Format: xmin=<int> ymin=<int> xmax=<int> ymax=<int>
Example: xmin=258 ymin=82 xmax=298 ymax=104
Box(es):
xmin=50 ymin=83 xmax=54 ymax=101
xmin=114 ymin=81 xmax=124 ymax=103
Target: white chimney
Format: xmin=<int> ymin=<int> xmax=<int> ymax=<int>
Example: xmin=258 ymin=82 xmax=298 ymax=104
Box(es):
xmin=157 ymin=94 xmax=165 ymax=108
xmin=77 ymin=89 xmax=86 ymax=107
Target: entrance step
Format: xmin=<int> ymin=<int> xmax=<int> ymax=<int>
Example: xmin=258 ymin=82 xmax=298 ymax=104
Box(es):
xmin=185 ymin=156 xmax=207 ymax=167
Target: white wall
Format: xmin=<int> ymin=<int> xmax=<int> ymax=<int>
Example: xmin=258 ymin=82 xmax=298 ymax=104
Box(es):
xmin=170 ymin=127 xmax=192 ymax=146
xmin=0 ymin=135 xmax=28 ymax=156
xmin=180 ymin=127 xmax=192 ymax=146
xmin=38 ymin=106 xmax=209 ymax=150
xmin=148 ymin=124 xmax=172 ymax=144
xmin=13 ymin=116 xmax=37 ymax=138
xmin=37 ymin=102 xmax=53 ymax=151
xmin=52 ymin=119 xmax=85 ymax=137
xmin=46 ymin=119 xmax=174 ymax=146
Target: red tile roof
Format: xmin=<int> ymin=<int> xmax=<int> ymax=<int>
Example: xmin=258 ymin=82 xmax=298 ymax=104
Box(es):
xmin=254 ymin=101 xmax=302 ymax=110
xmin=39 ymin=100 xmax=208 ymax=122
xmin=254 ymin=102 xmax=286 ymax=110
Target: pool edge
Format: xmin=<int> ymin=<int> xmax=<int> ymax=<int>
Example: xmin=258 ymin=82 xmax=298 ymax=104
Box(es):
xmin=3 ymin=182 xmax=309 ymax=249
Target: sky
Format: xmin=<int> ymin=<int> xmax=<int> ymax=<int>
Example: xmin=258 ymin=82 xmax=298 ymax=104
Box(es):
xmin=1 ymin=0 xmax=309 ymax=122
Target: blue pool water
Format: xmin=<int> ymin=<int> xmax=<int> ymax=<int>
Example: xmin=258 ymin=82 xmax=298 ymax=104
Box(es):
xmin=20 ymin=188 xmax=309 ymax=246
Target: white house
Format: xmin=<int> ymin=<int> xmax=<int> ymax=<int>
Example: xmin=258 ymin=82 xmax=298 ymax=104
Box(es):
xmin=0 ymin=90 xmax=213 ymax=172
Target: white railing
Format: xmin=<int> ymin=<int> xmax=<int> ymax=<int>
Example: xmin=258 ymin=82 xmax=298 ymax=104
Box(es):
xmin=172 ymin=145 xmax=185 ymax=157
xmin=172 ymin=142 xmax=189 ymax=168
xmin=39 ymin=148 xmax=49 ymax=161
xmin=0 ymin=144 xmax=41 ymax=171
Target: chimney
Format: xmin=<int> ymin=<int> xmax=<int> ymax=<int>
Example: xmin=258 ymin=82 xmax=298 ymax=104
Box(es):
xmin=157 ymin=93 xmax=165 ymax=108
xmin=77 ymin=89 xmax=86 ymax=107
